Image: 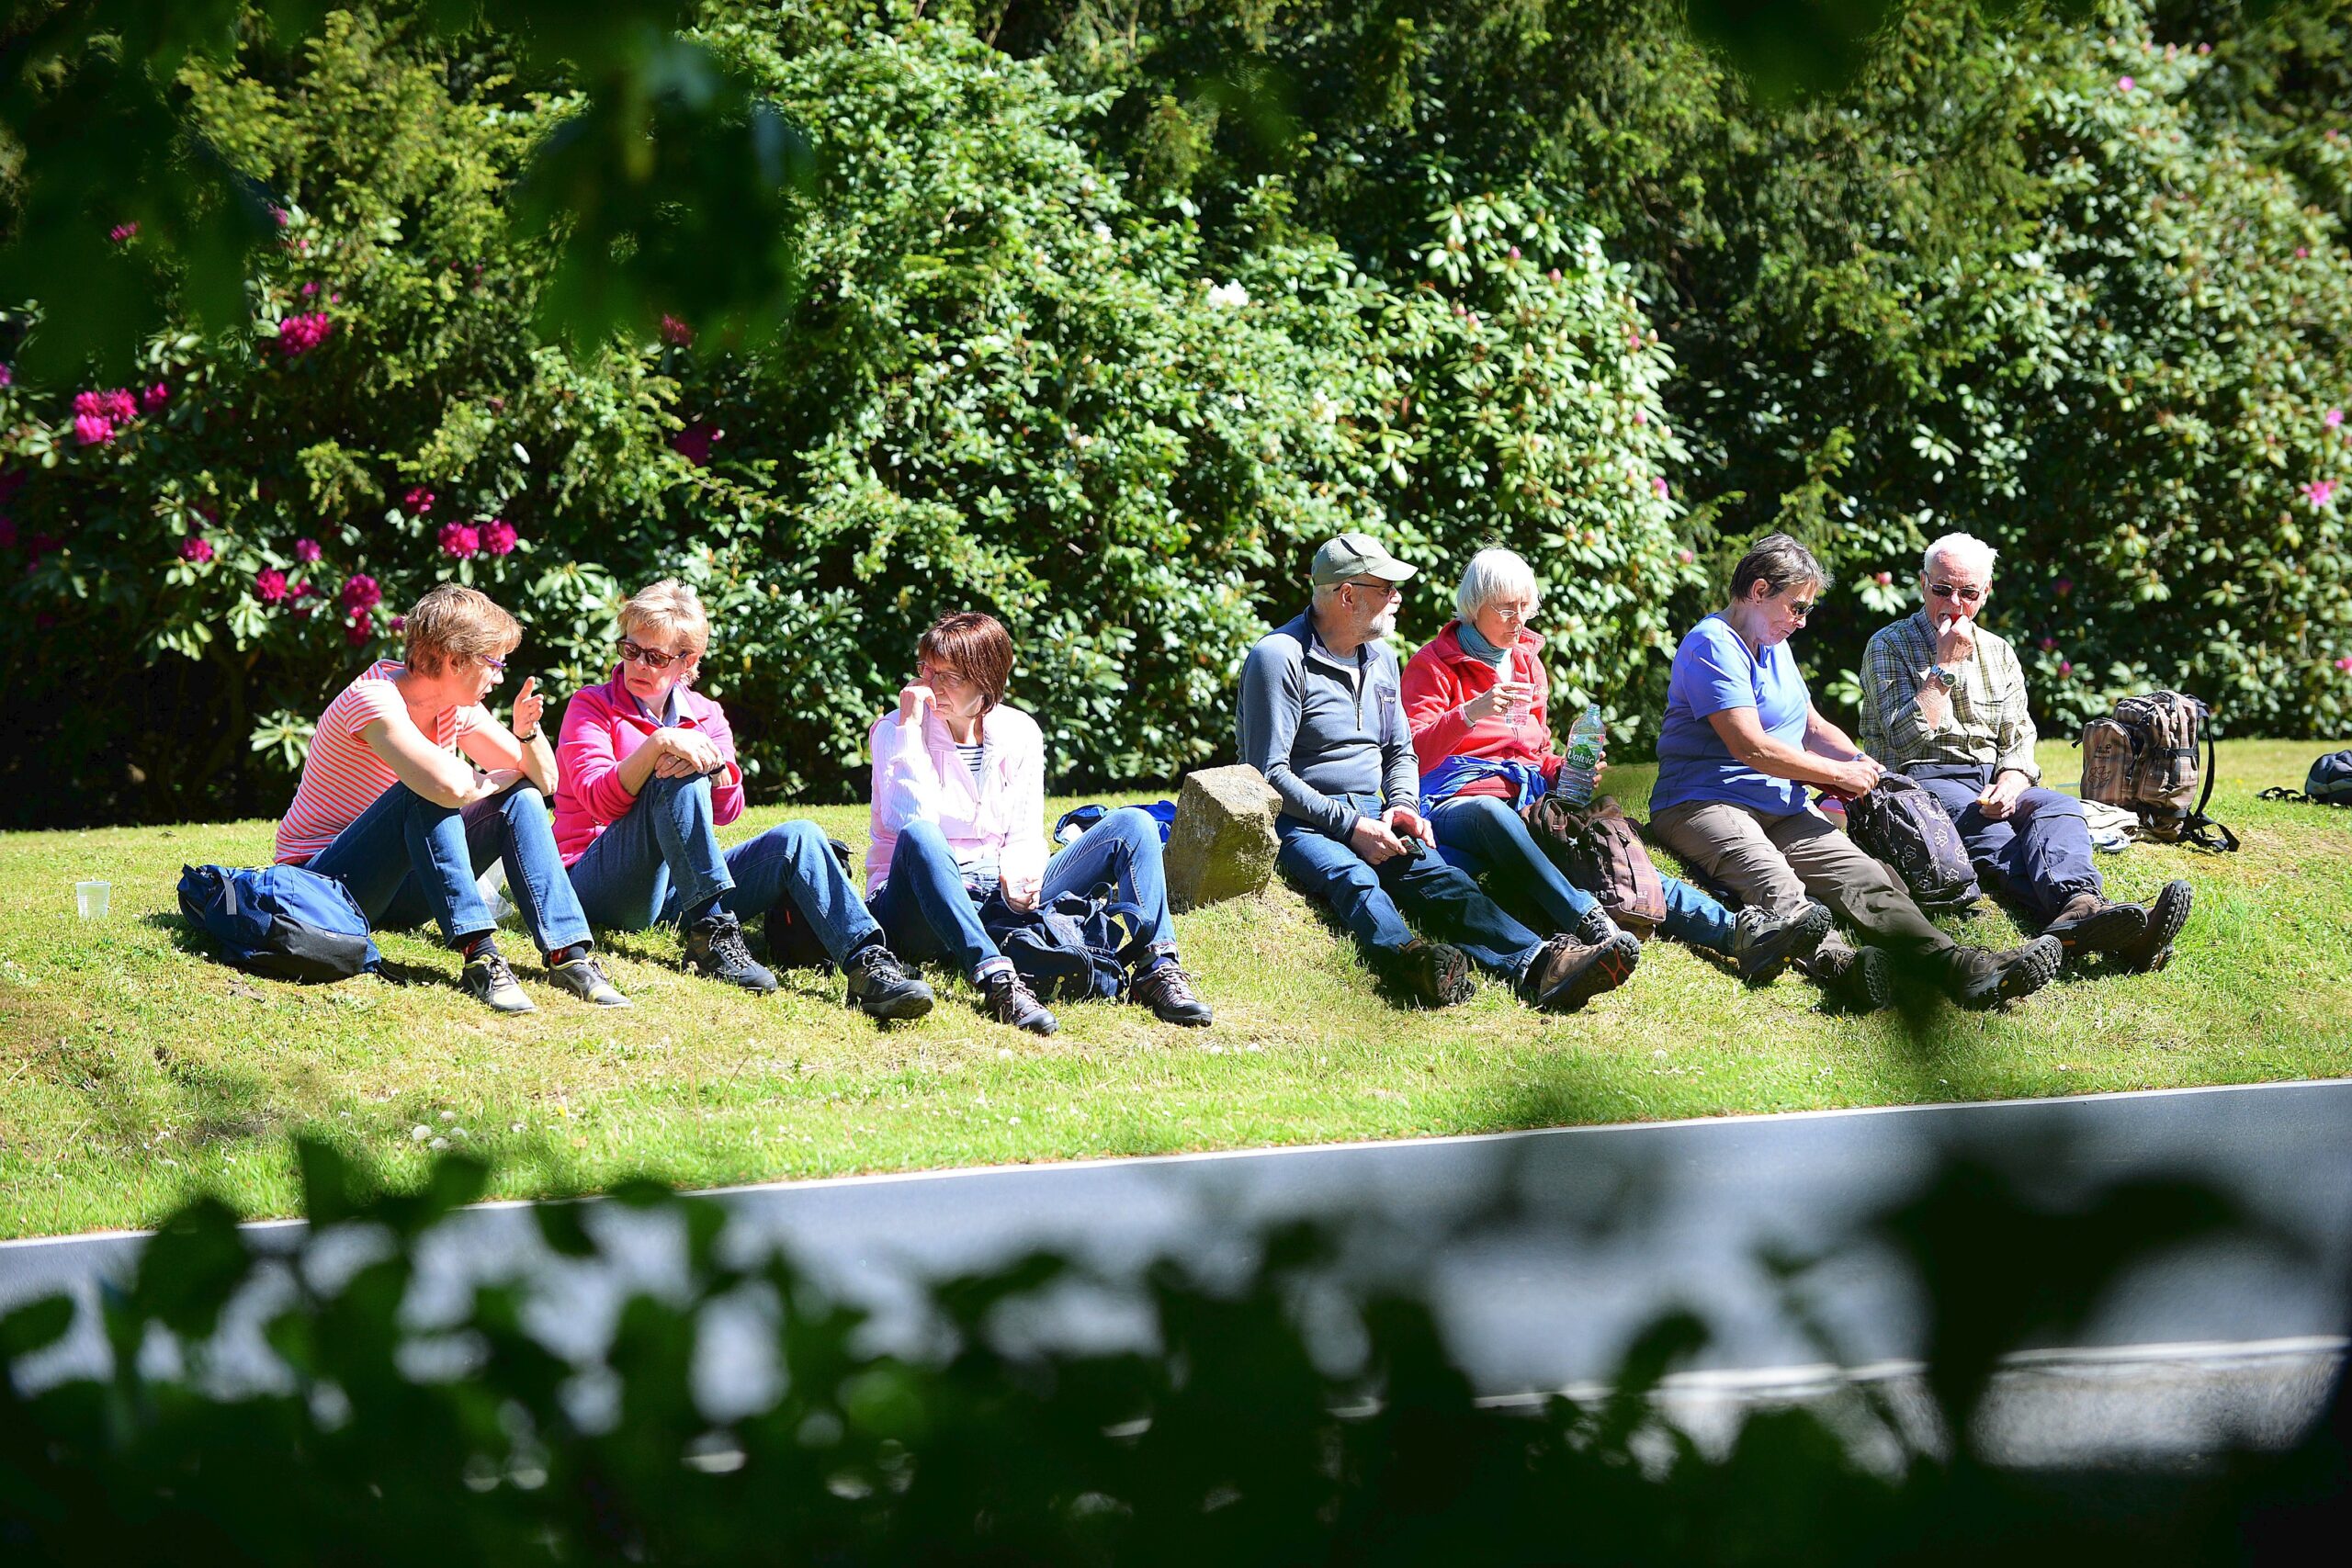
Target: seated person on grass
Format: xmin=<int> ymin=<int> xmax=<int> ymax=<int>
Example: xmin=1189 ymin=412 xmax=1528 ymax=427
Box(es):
xmin=1237 ymin=532 xmax=1630 ymax=1012
xmin=1859 ymin=531 xmax=2189 ymax=972
xmin=1644 ymin=533 xmax=2063 ymax=1012
xmin=865 ymin=610 xmax=1212 ymax=1036
xmin=1400 ymin=546 xmax=1831 ymax=985
xmin=273 ymin=582 xmax=628 ymax=1015
xmin=552 ymin=580 xmax=933 ymax=1020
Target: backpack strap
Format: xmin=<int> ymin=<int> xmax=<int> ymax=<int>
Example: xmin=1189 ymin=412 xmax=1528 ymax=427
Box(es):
xmin=2178 ymin=713 xmax=2239 ymax=852
xmin=2257 ymin=786 xmax=2313 ymax=804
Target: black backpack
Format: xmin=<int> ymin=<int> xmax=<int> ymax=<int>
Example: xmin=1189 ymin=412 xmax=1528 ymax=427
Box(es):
xmin=978 ymin=884 xmax=1148 ymax=1002
xmin=1844 ymin=774 xmax=1984 ymax=916
xmin=2258 ymin=750 xmax=2352 ymax=808
xmin=766 ymin=837 xmax=859 ymax=972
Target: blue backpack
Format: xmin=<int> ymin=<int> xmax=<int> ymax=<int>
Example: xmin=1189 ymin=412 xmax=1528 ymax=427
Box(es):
xmin=177 ymin=863 xmax=383 ymax=983
xmin=1051 ymin=800 xmax=1177 ymax=846
xmin=978 ymin=884 xmax=1148 ymax=1001
xmin=2261 ymin=751 xmax=2352 ymax=808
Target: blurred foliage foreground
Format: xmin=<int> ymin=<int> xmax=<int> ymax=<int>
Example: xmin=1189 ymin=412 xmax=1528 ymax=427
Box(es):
xmin=1 ymin=1139 xmax=2346 ymax=1564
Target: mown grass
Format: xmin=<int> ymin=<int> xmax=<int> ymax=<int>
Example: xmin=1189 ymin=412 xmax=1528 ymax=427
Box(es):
xmin=3 ymin=739 xmax=2349 ymax=1239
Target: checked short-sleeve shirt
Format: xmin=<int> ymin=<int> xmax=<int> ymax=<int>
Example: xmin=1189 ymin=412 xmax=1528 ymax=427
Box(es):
xmin=1859 ymin=611 xmax=2041 ymax=784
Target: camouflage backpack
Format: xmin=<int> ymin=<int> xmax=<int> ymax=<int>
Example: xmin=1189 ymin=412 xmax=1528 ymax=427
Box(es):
xmin=2078 ymin=692 xmax=2239 ymax=852
xmin=1521 ymin=794 xmax=1669 ymax=935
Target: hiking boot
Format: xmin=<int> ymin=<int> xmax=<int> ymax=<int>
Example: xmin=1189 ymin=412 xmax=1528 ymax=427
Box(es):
xmin=1130 ymin=960 xmax=1214 ymax=1026
xmin=459 ymin=942 xmax=534 ymax=1015
xmin=1807 ymin=942 xmax=1892 ymax=1011
xmin=2041 ymin=892 xmax=2146 ymax=960
xmin=2116 ymin=879 xmax=2194 ymax=974
xmin=548 ymin=950 xmax=631 ymax=1008
xmin=684 ymin=909 xmax=778 ymax=995
xmin=1572 ymin=905 xmax=1633 ymax=948
xmin=981 ymin=967 xmax=1057 ymax=1034
xmin=1733 ymin=901 xmax=1834 ymax=984
xmin=1390 ymin=937 xmax=1476 ymax=1008
xmin=843 ymin=942 xmax=934 ymax=1021
xmin=1946 ymin=935 xmax=2064 ymax=1009
xmin=1517 ymin=931 xmax=1640 ymax=1013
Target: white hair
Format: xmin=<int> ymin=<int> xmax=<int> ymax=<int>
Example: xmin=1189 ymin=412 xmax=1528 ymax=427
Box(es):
xmin=1922 ymin=532 xmax=1998 ymax=581
xmin=1454 ymin=547 xmax=1541 ymax=625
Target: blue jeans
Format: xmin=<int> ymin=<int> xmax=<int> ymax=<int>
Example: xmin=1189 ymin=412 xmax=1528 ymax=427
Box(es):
xmin=1429 ymin=794 xmax=1736 ymax=953
xmin=1274 ymin=794 xmax=1544 ymax=977
xmin=305 ymin=779 xmax=591 ymax=953
xmin=1905 ymin=764 xmax=2100 ymax=927
xmin=564 ymin=773 xmax=882 ymax=964
xmin=869 ymin=808 xmax=1179 ymax=981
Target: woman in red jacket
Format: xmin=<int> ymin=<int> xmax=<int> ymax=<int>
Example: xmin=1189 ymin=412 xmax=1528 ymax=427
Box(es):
xmin=1400 ymin=548 xmax=1829 ymax=983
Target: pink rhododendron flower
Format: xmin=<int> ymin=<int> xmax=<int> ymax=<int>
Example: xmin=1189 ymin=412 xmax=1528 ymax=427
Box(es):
xmin=179 ymin=536 xmax=213 ymax=565
xmin=1676 ymin=547 xmax=1694 ymax=566
xmin=141 ymin=382 xmax=170 ymax=412
xmin=2304 ymin=479 xmax=2339 ymax=510
xmin=100 ymin=389 xmax=136 ymax=423
xmin=2296 ymin=246 xmax=2310 ymax=260
xmin=402 ymin=486 xmax=435 ymax=515
xmin=340 ymin=572 xmax=380 ymax=612
xmin=2041 ymin=636 xmax=2057 ymax=650
xmin=74 ymin=413 xmax=114 ymax=446
xmin=1874 ymin=570 xmax=1894 ymax=586
xmin=345 ymin=611 xmax=374 ymax=647
xmin=2055 ymin=578 xmax=2073 ymax=595
xmin=1632 ymin=409 xmax=1647 ymax=425
xmin=1652 ymin=476 xmax=1671 ymax=498
xmin=292 ymin=579 xmax=316 ymax=599
xmin=438 ymin=521 xmax=481 ymax=558
xmin=300 ymin=281 xmax=319 ymax=297
xmin=269 ymin=205 xmax=289 ymax=227
xmin=672 ymin=423 xmax=718 ymax=467
xmin=482 ymin=518 xmax=517 ymax=556
xmin=255 ymin=568 xmax=288 ymax=604
xmin=2337 ymin=656 xmax=2352 ymax=671
xmin=2117 ymin=75 xmax=2134 ymax=91
xmin=108 ymin=221 xmax=139 ymax=244
xmin=2327 ymin=408 xmax=2344 ymax=430
xmin=277 ymin=311 xmax=334 ymax=357
xmin=659 ymin=314 xmax=695 ymax=346
xmin=1507 ymin=245 xmax=1521 ymax=260
xmin=293 ymin=536 xmax=322 ymax=563
xmin=0 ymin=363 xmax=13 ymax=386
xmin=389 ymin=615 xmax=405 ymax=633
xmin=2058 ymin=660 xmax=2074 ymax=676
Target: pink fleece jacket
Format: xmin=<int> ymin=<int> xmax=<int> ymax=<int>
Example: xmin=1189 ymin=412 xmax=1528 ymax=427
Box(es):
xmin=552 ymin=668 xmax=745 ymax=865
xmin=865 ymin=700 xmax=1048 ymax=897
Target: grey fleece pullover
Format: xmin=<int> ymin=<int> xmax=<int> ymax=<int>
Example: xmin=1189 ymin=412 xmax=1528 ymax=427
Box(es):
xmin=1236 ymin=608 xmax=1419 ymax=839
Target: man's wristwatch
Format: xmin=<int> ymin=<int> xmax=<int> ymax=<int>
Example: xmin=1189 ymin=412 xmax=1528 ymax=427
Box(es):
xmin=1925 ymin=663 xmax=1959 ymax=690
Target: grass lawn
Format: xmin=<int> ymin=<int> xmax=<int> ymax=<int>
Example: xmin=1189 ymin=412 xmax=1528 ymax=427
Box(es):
xmin=3 ymin=739 xmax=2349 ymax=1239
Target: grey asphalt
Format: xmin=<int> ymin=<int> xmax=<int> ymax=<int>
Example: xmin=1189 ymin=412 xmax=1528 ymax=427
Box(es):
xmin=6 ymin=1078 xmax=2349 ymax=1456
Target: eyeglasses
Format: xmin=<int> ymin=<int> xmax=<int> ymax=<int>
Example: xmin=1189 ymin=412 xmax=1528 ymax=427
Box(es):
xmin=1783 ymin=601 xmax=1815 ymax=621
xmin=618 ymin=637 xmax=692 ymax=671
xmin=1928 ymin=581 xmax=1985 ymax=604
xmin=479 ymin=654 xmax=507 ymax=672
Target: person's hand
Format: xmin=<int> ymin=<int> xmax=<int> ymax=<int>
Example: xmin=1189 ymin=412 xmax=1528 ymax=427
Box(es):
xmin=898 ymin=683 xmax=935 ymax=727
xmin=661 ymin=727 xmax=724 ymax=773
xmin=510 ymin=676 xmax=545 ymax=739
xmin=1933 ymin=613 xmax=1977 ymax=666
xmin=1976 ymin=770 xmax=2031 ymax=820
xmin=1350 ymin=814 xmax=1409 ymax=865
xmin=1917 ymin=672 xmax=1955 ymax=730
xmin=1384 ymin=805 xmax=1433 ymax=844
xmin=1463 ymin=673 xmax=1533 ymax=726
xmin=1831 ymin=753 xmax=1883 ymax=798
xmin=1002 ymin=875 xmax=1041 ymax=912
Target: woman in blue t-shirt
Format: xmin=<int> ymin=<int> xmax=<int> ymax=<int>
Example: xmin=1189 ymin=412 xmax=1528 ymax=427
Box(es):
xmin=1646 ymin=534 xmax=2061 ymax=1011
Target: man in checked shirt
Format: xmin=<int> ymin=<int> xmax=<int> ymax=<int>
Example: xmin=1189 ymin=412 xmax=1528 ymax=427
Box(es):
xmin=1860 ymin=533 xmax=2191 ymax=973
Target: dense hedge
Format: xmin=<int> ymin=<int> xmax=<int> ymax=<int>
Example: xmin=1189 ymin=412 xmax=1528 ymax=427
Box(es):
xmin=2 ymin=0 xmax=2347 ymax=827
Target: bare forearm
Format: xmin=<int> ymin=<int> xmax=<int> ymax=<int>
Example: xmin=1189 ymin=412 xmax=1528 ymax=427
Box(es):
xmin=1736 ymin=732 xmax=1860 ymax=791
xmin=616 ymin=734 xmax=664 ymax=795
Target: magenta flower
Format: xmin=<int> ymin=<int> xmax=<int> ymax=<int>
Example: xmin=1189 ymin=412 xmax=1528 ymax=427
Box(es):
xmin=437 ymin=521 xmax=481 ymax=558
xmin=672 ymin=422 xmax=718 ymax=468
xmin=389 ymin=615 xmax=405 ymax=633
xmin=300 ymin=281 xmax=319 ymax=297
xmin=2055 ymin=578 xmax=2074 ymax=596
xmin=293 ymin=536 xmax=322 ymax=563
xmin=0 ymin=363 xmax=13 ymax=386
xmin=74 ymin=413 xmax=115 ymax=446
xmin=340 ymin=572 xmax=380 ymax=613
xmin=141 ymin=382 xmax=170 ymax=412
xmin=101 ymin=389 xmax=137 ymax=423
xmin=292 ymin=579 xmax=316 ymax=599
xmin=268 ymin=205 xmax=289 ymax=227
xmin=344 ymin=610 xmax=374 ymax=648
xmin=2336 ymin=656 xmax=2352 ymax=672
xmin=1676 ymin=547 xmax=1695 ymax=566
xmin=2041 ymin=636 xmax=2057 ymax=650
xmin=659 ymin=314 xmax=695 ymax=347
xmin=1632 ymin=409 xmax=1648 ymax=425
xmin=1652 ymin=476 xmax=1671 ymax=498
xmin=1547 ymin=268 xmax=1561 ymax=283
xmin=255 ymin=568 xmax=288 ymax=604
xmin=2117 ymin=75 xmax=2135 ymax=92
xmin=2305 ymin=479 xmax=2339 ymax=510
xmin=108 ymin=221 xmax=139 ymax=244
xmin=1507 ymin=245 xmax=1521 ymax=261
xmin=179 ymin=536 xmax=213 ymax=565
xmin=482 ymin=518 xmax=517 ymax=556
xmin=402 ymin=486 xmax=435 ymax=515
xmin=2296 ymin=246 xmax=2310 ymax=260
xmin=277 ymin=311 xmax=334 ymax=357
xmin=1874 ymin=570 xmax=1894 ymax=586
xmin=2058 ymin=660 xmax=2074 ymax=677
xmin=2326 ymin=408 xmax=2344 ymax=430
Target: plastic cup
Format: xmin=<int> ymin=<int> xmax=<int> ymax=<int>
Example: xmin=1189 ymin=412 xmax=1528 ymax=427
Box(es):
xmin=75 ymin=880 xmax=110 ymax=919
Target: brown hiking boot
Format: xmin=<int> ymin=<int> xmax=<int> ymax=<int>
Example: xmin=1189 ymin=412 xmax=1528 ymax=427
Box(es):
xmin=2041 ymin=892 xmax=2146 ymax=959
xmin=1130 ymin=960 xmax=1213 ymax=1027
xmin=1390 ymin=938 xmax=1475 ymax=1008
xmin=1946 ymin=936 xmax=2063 ymax=1009
xmin=1806 ymin=941 xmax=1893 ymax=1011
xmin=1517 ymin=931 xmax=1640 ymax=1013
xmin=2115 ymin=879 xmax=2194 ymax=973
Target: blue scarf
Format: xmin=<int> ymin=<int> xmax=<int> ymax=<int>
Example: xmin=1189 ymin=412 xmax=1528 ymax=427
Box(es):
xmin=1455 ymin=619 xmax=1514 ymax=667
xmin=1419 ymin=755 xmax=1548 ymax=812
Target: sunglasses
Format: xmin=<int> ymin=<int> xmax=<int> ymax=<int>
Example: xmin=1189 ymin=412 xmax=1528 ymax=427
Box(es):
xmin=1782 ymin=600 xmax=1815 ymax=620
xmin=1928 ymin=581 xmax=1985 ymax=604
xmin=1342 ymin=577 xmax=1402 ymax=599
xmin=618 ymin=637 xmax=692 ymax=671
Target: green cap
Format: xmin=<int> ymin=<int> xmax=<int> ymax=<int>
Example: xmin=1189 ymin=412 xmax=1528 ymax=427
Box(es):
xmin=1310 ymin=531 xmax=1418 ymax=588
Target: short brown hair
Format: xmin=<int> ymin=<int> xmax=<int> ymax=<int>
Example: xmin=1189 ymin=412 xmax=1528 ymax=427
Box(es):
xmin=1728 ymin=533 xmax=1832 ymax=603
xmin=917 ymin=611 xmax=1013 ymax=711
xmin=403 ymin=582 xmax=521 ymax=677
xmin=617 ymin=579 xmax=710 ymax=660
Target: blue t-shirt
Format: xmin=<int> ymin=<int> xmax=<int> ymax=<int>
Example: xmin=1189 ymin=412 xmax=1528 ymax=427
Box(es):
xmin=1650 ymin=614 xmax=1812 ymax=816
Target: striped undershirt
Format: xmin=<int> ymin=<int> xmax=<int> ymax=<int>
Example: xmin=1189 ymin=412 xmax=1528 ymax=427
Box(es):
xmin=274 ymin=660 xmax=480 ymax=863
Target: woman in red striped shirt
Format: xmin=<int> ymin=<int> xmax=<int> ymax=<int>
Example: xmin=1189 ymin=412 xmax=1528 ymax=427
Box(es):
xmin=277 ymin=583 xmax=627 ymax=1014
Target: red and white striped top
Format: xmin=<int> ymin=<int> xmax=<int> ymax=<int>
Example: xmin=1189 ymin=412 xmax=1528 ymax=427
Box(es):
xmin=274 ymin=660 xmax=481 ymax=863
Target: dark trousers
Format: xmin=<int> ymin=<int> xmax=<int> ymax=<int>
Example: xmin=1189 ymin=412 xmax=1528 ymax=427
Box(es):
xmin=1905 ymin=763 xmax=2101 ymax=927
xmin=1274 ymin=795 xmax=1544 ymax=977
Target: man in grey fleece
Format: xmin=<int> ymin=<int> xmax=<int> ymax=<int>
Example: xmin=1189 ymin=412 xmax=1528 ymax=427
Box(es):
xmin=1237 ymin=533 xmax=1637 ymax=1010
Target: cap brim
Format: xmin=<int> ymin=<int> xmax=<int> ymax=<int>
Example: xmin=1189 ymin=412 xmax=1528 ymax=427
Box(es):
xmin=1366 ymin=560 xmax=1417 ymax=582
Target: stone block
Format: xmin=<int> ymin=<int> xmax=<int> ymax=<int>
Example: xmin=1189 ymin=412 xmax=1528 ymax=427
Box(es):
xmin=1165 ymin=764 xmax=1283 ymax=913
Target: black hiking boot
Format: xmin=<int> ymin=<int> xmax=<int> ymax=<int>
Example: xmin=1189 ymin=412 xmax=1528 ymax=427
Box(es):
xmin=1733 ymin=901 xmax=1834 ymax=984
xmin=1946 ymin=936 xmax=2064 ymax=1009
xmin=843 ymin=942 xmax=934 ymax=1021
xmin=684 ymin=909 xmax=778 ymax=994
xmin=2115 ymin=879 xmax=2193 ymax=974
xmin=981 ymin=967 xmax=1058 ymax=1034
xmin=1517 ymin=931 xmax=1641 ymax=1012
xmin=2041 ymin=892 xmax=2147 ymax=961
xmin=1130 ymin=961 xmax=1214 ymax=1027
xmin=1807 ymin=942 xmax=1893 ymax=1011
xmin=1390 ymin=938 xmax=1476 ymax=1009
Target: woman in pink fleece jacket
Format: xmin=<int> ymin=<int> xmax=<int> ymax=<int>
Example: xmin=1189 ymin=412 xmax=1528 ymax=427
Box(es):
xmin=865 ymin=611 xmax=1211 ymax=1033
xmin=554 ymin=580 xmax=933 ymax=1020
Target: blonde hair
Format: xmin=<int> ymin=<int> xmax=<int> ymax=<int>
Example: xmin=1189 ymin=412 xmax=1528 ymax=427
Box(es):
xmin=403 ymin=583 xmax=521 ymax=677
xmin=617 ymin=579 xmax=710 ymax=666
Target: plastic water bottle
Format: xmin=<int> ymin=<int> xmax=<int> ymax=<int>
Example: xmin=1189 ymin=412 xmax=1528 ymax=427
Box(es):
xmin=1503 ymin=649 xmax=1532 ymax=725
xmin=1554 ymin=705 xmax=1605 ymax=806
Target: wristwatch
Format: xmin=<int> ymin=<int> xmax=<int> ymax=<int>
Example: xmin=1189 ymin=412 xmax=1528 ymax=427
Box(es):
xmin=1926 ymin=663 xmax=1959 ymax=690
xmin=515 ymin=727 xmax=542 ymax=742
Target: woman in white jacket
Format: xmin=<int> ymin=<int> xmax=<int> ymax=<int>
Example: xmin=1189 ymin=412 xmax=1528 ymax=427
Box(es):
xmin=866 ymin=612 xmax=1212 ymax=1032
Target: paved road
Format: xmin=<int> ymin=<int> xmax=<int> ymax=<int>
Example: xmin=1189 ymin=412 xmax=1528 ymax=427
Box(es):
xmin=6 ymin=1080 xmax=2348 ymax=1456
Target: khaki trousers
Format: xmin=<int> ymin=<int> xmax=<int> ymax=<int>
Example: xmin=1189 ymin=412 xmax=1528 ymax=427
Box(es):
xmin=1648 ymin=799 xmax=1956 ymax=961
